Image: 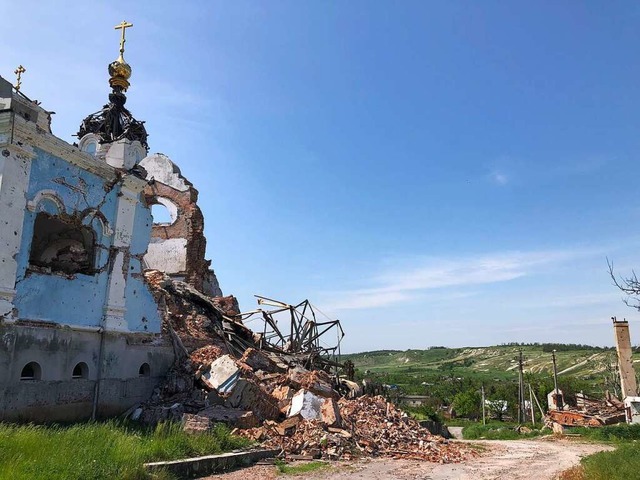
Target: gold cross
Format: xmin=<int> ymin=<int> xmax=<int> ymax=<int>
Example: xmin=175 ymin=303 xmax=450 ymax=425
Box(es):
xmin=14 ymin=65 xmax=25 ymax=91
xmin=114 ymin=20 xmax=133 ymax=55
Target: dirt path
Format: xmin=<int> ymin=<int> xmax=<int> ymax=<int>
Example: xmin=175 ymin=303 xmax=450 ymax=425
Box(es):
xmin=204 ymin=438 xmax=612 ymax=480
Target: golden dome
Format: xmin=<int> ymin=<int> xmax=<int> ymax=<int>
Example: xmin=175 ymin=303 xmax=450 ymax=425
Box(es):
xmin=108 ymin=55 xmax=131 ymax=91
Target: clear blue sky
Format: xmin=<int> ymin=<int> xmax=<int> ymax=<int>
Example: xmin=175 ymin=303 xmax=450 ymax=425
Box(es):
xmin=4 ymin=1 xmax=640 ymax=352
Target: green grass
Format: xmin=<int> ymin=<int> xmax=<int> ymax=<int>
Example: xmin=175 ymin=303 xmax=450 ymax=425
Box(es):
xmin=557 ymin=425 xmax=640 ymax=480
xmin=0 ymin=420 xmax=251 ymax=480
xmin=275 ymin=460 xmax=329 ymax=475
xmin=462 ymin=421 xmax=543 ymax=440
xmin=578 ymin=443 xmax=640 ymax=480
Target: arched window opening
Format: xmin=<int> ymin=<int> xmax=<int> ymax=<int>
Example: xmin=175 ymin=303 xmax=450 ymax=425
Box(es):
xmin=72 ymin=362 xmax=89 ymax=379
xmin=151 ymin=204 xmax=173 ymax=224
xmin=21 ymin=362 xmax=42 ymax=381
xmin=139 ymin=363 xmax=150 ymax=377
xmin=83 ymin=141 xmax=97 ymax=156
xmin=29 ymin=212 xmax=96 ymax=275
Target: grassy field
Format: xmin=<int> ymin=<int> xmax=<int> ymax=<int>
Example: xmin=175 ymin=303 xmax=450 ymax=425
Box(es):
xmin=344 ymin=344 xmax=624 ymax=396
xmin=0 ymin=421 xmax=250 ymax=480
xmin=345 ymin=345 xmax=621 ymax=381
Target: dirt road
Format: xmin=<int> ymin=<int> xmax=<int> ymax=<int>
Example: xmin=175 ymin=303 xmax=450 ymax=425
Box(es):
xmin=207 ymin=438 xmax=612 ymax=480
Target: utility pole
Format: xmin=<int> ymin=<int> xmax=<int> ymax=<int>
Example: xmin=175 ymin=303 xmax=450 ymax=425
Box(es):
xmin=481 ymin=384 xmax=486 ymax=426
xmin=551 ymin=349 xmax=563 ymax=410
xmin=529 ymin=383 xmax=536 ymax=426
xmin=517 ymin=350 xmax=525 ymax=423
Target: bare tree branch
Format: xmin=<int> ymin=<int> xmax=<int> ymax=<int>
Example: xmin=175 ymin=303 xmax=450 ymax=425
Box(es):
xmin=608 ymin=257 xmax=640 ymax=311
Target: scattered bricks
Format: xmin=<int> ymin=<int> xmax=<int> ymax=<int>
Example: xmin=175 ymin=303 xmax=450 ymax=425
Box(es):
xmin=237 ymin=395 xmax=472 ymax=462
xmin=288 ymin=368 xmax=337 ymax=399
xmin=182 ymin=413 xmax=211 ymax=433
xmin=272 ymin=385 xmax=295 ymax=414
xmin=241 ymin=348 xmax=284 ymax=374
xmin=320 ymin=397 xmax=342 ymax=428
xmin=275 ymin=414 xmax=303 ymax=436
xmin=201 ymin=355 xmax=241 ymax=393
xmin=225 ymin=379 xmax=281 ymax=422
xmin=210 ymin=295 xmax=241 ymax=317
xmin=190 ymin=345 xmax=225 ymax=366
xmin=288 ymin=389 xmax=324 ymax=421
xmin=327 ymin=427 xmax=352 ymax=438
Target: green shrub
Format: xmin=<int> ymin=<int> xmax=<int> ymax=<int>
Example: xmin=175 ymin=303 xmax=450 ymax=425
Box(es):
xmin=573 ymin=423 xmax=640 ymax=442
xmin=462 ymin=422 xmax=542 ymax=440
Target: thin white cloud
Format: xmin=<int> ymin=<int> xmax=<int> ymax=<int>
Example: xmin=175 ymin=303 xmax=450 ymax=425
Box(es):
xmin=489 ymin=170 xmax=509 ymax=185
xmin=323 ymin=249 xmax=598 ymax=311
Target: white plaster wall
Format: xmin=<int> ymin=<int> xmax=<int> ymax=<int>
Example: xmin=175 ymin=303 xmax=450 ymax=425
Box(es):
xmin=140 ymin=154 xmax=189 ymax=192
xmin=103 ymin=180 xmax=141 ymax=331
xmin=0 ymin=145 xmax=33 ymax=316
xmin=145 ymin=238 xmax=187 ymax=273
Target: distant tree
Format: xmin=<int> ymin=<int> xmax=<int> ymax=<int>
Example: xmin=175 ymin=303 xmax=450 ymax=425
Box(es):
xmin=452 ymin=388 xmax=482 ymax=419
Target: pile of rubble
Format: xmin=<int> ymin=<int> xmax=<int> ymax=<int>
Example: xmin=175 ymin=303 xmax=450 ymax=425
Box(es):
xmin=238 ymin=396 xmax=468 ymax=462
xmin=132 ymin=270 xmax=469 ymax=463
xmin=545 ymin=392 xmax=626 ymax=428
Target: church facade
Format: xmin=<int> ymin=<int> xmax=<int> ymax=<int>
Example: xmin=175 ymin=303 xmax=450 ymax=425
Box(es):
xmin=0 ymin=23 xmax=218 ymax=421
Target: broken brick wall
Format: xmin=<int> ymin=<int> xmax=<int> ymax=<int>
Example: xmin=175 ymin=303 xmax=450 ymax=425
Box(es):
xmin=141 ymin=154 xmax=222 ymax=297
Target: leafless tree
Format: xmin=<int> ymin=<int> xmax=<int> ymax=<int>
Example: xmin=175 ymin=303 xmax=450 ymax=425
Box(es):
xmin=608 ymin=258 xmax=640 ymax=311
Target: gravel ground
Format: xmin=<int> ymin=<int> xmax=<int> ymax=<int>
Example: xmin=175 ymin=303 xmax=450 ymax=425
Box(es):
xmin=201 ymin=438 xmax=612 ymax=480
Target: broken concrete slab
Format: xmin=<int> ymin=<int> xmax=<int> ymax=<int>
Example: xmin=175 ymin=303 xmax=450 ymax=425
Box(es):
xmin=201 ymin=355 xmax=240 ymax=393
xmin=288 ymin=389 xmax=324 ymax=421
xmin=241 ymin=348 xmax=284 ymax=374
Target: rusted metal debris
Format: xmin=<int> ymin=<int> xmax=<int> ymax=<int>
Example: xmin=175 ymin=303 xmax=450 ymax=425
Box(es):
xmin=237 ymin=295 xmax=345 ymax=373
xmin=545 ymin=392 xmax=626 ymax=428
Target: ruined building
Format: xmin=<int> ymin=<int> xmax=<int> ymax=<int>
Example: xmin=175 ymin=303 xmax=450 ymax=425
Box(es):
xmin=0 ymin=24 xmax=220 ymax=421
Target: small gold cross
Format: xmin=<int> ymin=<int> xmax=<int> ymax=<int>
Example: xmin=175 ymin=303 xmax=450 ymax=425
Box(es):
xmin=14 ymin=65 xmax=25 ymax=91
xmin=114 ymin=20 xmax=133 ymax=55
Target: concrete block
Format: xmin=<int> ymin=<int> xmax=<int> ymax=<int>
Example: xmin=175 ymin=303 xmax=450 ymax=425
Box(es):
xmin=288 ymin=389 xmax=324 ymax=421
xmin=144 ymin=449 xmax=280 ymax=478
xmin=201 ymin=355 xmax=240 ymax=394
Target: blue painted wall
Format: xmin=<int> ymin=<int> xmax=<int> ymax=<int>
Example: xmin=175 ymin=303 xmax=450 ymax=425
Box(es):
xmin=124 ymin=203 xmax=162 ymax=332
xmin=13 ymin=147 xmax=161 ymax=332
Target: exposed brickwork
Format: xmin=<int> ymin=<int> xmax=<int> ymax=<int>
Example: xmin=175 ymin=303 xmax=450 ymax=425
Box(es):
xmin=144 ymin=181 xmax=210 ymax=292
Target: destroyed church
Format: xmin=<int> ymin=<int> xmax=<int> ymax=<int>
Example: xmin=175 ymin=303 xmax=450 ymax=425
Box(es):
xmin=0 ymin=26 xmax=231 ymax=421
